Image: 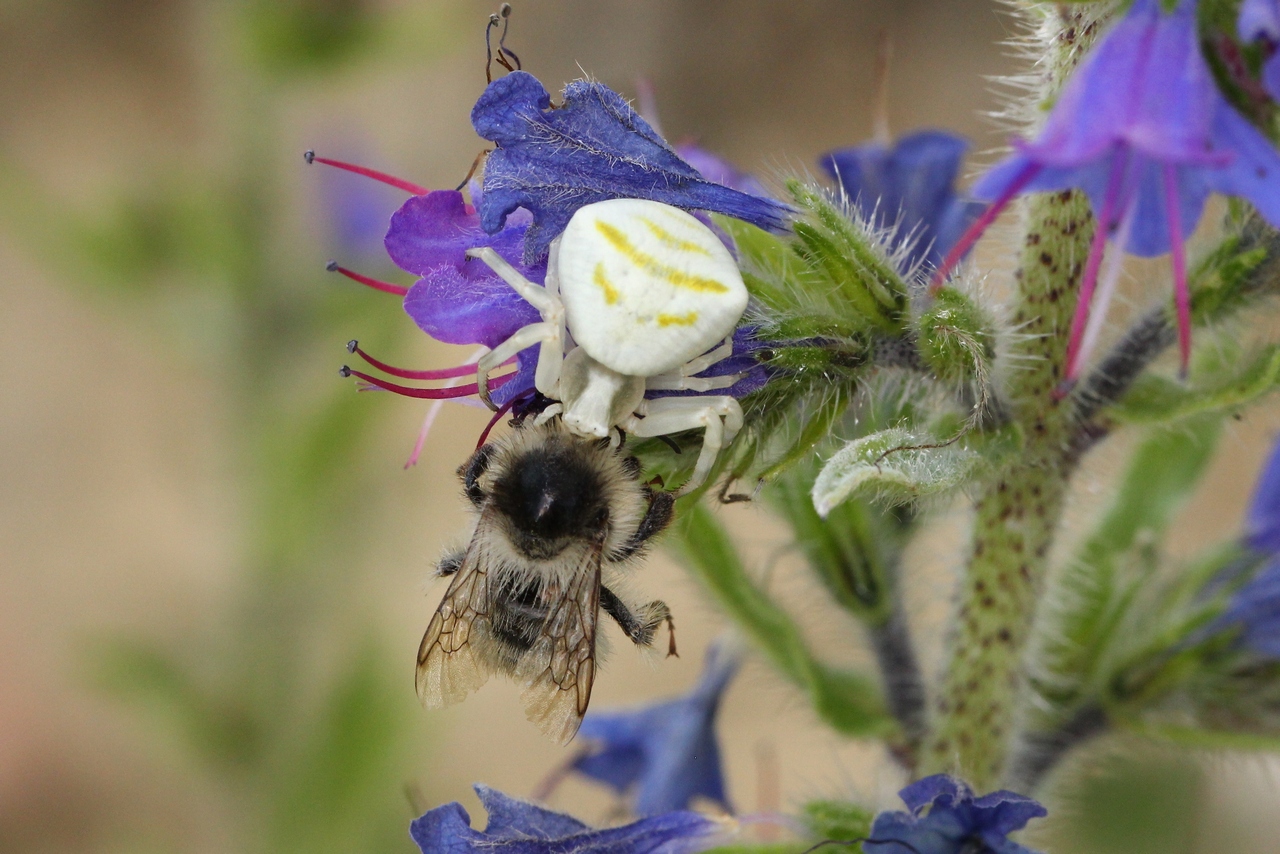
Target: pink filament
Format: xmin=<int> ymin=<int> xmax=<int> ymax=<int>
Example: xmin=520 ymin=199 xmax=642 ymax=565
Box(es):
xmin=929 ymin=160 xmax=1042 ymax=293
xmin=476 ymin=391 xmax=528 ymax=448
xmin=404 ymin=346 xmax=494 ymax=469
xmin=329 ymin=263 xmax=409 ymax=297
xmin=1062 ymin=150 xmax=1130 ymax=388
xmin=349 ymin=341 xmax=512 ymax=380
xmin=342 ymin=366 xmax=511 ymax=399
xmin=1164 ymin=163 xmax=1192 ymax=379
xmin=306 ymin=153 xmax=429 ymax=196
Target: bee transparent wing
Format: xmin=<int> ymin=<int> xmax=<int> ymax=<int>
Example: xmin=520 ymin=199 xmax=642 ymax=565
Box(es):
xmin=515 ymin=549 xmax=602 ymax=744
xmin=415 ymin=517 xmax=497 ymax=708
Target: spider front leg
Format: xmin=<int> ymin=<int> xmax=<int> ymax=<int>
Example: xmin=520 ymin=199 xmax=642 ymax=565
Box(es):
xmin=465 ymin=246 xmax=566 ymax=409
xmin=624 ymin=396 xmax=744 ymax=496
xmin=644 ymin=337 xmax=744 ymax=392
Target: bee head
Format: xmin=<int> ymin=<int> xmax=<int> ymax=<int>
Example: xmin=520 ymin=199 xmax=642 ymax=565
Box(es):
xmin=490 ymin=437 xmax=610 ymax=559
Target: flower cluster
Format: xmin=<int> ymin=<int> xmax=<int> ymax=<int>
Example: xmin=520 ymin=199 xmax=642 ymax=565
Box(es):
xmin=307 ymin=1 xmax=1280 ymax=850
xmin=939 ymin=0 xmax=1280 ymax=387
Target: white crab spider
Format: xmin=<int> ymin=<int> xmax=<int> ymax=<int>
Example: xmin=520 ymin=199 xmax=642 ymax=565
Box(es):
xmin=465 ymin=198 xmax=749 ymax=495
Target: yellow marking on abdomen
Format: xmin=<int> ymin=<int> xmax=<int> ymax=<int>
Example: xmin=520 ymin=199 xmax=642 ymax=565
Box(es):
xmin=593 ymin=263 xmax=620 ymax=304
xmin=656 ymin=312 xmax=699 ymax=327
xmin=595 ymin=221 xmax=729 ymax=294
xmin=641 ymin=218 xmax=712 ymax=256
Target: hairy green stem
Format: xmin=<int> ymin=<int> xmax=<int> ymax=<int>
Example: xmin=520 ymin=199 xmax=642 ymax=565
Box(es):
xmin=921 ymin=5 xmax=1106 ymax=788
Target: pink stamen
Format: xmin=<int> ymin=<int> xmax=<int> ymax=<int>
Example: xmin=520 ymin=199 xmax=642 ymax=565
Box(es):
xmin=929 ymin=160 xmax=1042 ymax=293
xmin=326 ymin=261 xmax=409 ymax=296
xmin=405 ymin=345 xmax=491 ymax=469
xmin=476 ymin=391 xmax=528 ymax=448
xmin=1060 ymin=150 xmax=1131 ymax=394
xmin=304 ymin=150 xmax=429 ymax=195
xmin=340 ymin=366 xmax=511 ymax=399
xmin=1164 ymin=163 xmax=1191 ymax=379
xmin=346 ymin=339 xmax=513 ymax=381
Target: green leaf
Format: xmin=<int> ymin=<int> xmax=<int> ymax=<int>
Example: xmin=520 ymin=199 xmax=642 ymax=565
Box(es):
xmin=802 ymin=799 xmax=875 ymax=842
xmin=771 ymin=458 xmax=911 ymax=621
xmin=1110 ymin=344 xmax=1280 ymax=424
xmin=668 ymin=504 xmax=892 ymax=737
xmin=812 ymin=428 xmax=984 ymax=516
xmin=1029 ymin=415 xmax=1223 ymax=723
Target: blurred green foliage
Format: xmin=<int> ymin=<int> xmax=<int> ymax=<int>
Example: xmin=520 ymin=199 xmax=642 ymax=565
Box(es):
xmin=0 ymin=2 xmax=480 ymax=851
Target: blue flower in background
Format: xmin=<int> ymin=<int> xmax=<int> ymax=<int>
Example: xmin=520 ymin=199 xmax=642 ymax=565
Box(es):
xmin=1206 ymin=436 xmax=1280 ymax=658
xmin=472 ymin=70 xmax=793 ymax=262
xmin=410 ymin=784 xmax=722 ymax=854
xmin=864 ymin=775 xmax=1046 ymax=854
xmin=1216 ymin=560 xmax=1280 ymax=658
xmin=1245 ymin=434 xmax=1280 ymax=555
xmin=1239 ymin=0 xmax=1280 ymax=101
xmin=942 ymin=0 xmax=1280 ymax=385
xmin=820 ymin=131 xmax=985 ymax=271
xmin=570 ymin=640 xmax=741 ymax=816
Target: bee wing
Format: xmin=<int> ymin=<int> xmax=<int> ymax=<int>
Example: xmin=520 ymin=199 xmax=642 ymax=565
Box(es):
xmin=516 ymin=548 xmax=602 ymax=745
xmin=415 ymin=517 xmax=497 ymax=708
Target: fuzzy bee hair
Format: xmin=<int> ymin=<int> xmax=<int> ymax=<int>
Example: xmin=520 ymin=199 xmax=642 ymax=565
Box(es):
xmin=416 ymin=420 xmax=675 ymax=744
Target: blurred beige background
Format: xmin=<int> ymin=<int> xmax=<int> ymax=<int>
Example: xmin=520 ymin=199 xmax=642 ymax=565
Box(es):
xmin=3 ymin=2 xmax=1280 ymax=853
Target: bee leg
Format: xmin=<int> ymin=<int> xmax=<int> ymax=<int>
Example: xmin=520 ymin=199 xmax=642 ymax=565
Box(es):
xmin=600 ymin=586 xmax=677 ymax=657
xmin=457 ymin=444 xmax=494 ymax=507
xmin=609 ymin=489 xmax=675 ymax=561
xmin=436 ymin=550 xmax=466 ymax=577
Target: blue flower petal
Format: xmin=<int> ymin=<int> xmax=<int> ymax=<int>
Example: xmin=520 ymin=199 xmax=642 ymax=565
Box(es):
xmin=402 ymin=267 xmax=541 ymax=350
xmin=864 ymin=775 xmax=1046 ymax=854
xmin=475 ymin=785 xmax=591 ymax=839
xmin=410 ymin=786 xmax=720 ymax=854
xmin=821 ymin=130 xmax=984 ymax=269
xmin=472 ymin=71 xmax=792 ymax=261
xmin=1239 ymin=0 xmax=1280 ymax=42
xmin=1247 ymin=438 xmax=1280 ymax=553
xmin=570 ymin=641 xmax=740 ymax=815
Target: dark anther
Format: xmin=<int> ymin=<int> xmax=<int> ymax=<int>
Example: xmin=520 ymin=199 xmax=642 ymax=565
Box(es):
xmin=339 ymin=365 xmax=353 ymax=378
xmin=454 ymin=149 xmax=491 ymax=192
xmin=325 ymin=260 xmax=339 ymax=272
xmin=346 ymin=339 xmax=359 ymax=354
xmin=304 ymin=149 xmax=316 ymax=164
xmin=498 ymin=3 xmax=521 ymax=70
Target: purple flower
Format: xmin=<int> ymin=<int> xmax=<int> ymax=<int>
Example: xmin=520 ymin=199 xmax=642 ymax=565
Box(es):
xmin=1246 ymin=435 xmax=1280 ymax=554
xmin=570 ymin=640 xmax=740 ymax=816
xmin=864 ymin=775 xmax=1046 ymax=854
xmin=1239 ymin=0 xmax=1280 ymax=101
xmin=409 ymin=784 xmax=722 ymax=854
xmin=472 ymin=70 xmax=792 ymax=262
xmin=939 ymin=0 xmax=1280 ymax=386
xmin=820 ymin=130 xmax=985 ymax=271
xmin=1216 ymin=559 xmax=1280 ymax=658
xmin=675 ymin=143 xmax=772 ymax=200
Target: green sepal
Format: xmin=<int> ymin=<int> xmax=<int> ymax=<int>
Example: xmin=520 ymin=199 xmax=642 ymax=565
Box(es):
xmin=802 ymin=800 xmax=875 ymax=842
xmin=917 ymin=288 xmax=997 ymax=387
xmin=668 ymin=503 xmax=893 ymax=737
